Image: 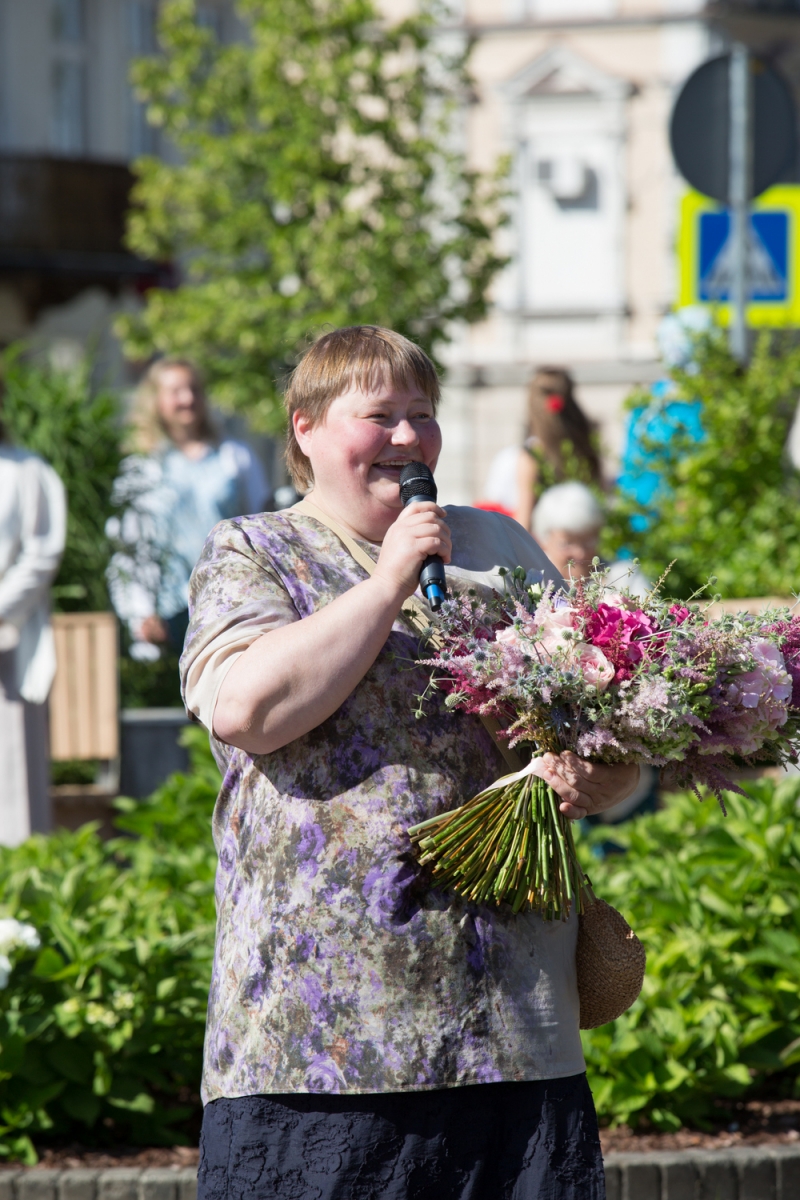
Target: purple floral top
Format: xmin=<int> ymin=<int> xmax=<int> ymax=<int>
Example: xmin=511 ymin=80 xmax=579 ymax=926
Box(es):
xmin=182 ymin=507 xmax=584 ymax=1101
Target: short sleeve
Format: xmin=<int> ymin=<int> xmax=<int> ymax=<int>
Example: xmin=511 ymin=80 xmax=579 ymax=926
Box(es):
xmin=180 ymin=518 xmax=299 ymax=731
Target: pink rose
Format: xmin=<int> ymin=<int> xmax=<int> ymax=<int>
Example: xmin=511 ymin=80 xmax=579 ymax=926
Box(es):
xmin=537 ymin=606 xmax=579 ymax=653
xmin=496 ymin=626 xmax=520 ymax=646
xmin=573 ymin=642 xmax=615 ymax=691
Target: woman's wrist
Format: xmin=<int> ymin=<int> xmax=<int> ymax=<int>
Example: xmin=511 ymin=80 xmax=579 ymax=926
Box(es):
xmin=367 ymin=569 xmax=415 ymax=612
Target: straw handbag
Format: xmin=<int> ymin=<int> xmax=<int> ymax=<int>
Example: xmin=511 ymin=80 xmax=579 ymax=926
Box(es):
xmin=299 ymin=498 xmax=646 ymax=1029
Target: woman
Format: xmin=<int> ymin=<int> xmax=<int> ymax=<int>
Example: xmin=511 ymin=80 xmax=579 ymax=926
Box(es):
xmin=107 ymin=358 xmax=270 ymax=657
xmin=479 ymin=367 xmax=601 ymax=534
xmin=182 ymin=327 xmax=637 ymax=1199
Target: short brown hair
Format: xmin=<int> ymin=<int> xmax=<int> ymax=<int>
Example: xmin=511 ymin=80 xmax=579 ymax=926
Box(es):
xmin=284 ymin=326 xmax=440 ymax=490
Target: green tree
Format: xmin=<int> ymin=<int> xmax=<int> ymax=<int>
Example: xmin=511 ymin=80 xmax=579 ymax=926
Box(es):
xmin=0 ymin=349 xmax=121 ymax=612
xmin=603 ymin=329 xmax=800 ymax=600
xmin=117 ymin=0 xmax=507 ymax=431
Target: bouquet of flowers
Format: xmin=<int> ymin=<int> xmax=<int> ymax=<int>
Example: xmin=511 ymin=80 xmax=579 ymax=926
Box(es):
xmin=408 ymin=567 xmax=800 ymax=920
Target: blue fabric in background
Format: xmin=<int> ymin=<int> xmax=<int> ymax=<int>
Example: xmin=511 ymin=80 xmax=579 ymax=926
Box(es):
xmin=617 ymin=382 xmax=704 ymax=529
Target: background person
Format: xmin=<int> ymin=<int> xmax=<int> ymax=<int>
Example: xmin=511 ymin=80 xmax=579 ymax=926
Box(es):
xmin=182 ymin=325 xmax=638 ymax=1200
xmin=533 ymin=481 xmax=650 ymax=598
xmin=107 ymin=358 xmax=271 ymax=660
xmin=0 ymin=440 xmax=66 ymax=846
xmin=477 ymin=367 xmax=601 ymax=531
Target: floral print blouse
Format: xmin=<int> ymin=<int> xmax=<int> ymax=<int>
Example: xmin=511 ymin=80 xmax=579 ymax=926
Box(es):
xmin=181 ymin=506 xmax=585 ymax=1101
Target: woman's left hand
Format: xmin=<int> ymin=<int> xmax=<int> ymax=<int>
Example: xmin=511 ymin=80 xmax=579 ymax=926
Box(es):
xmin=538 ymin=752 xmax=640 ymax=821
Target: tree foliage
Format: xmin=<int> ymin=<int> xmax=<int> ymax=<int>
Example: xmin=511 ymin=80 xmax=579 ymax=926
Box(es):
xmin=0 ymin=349 xmax=122 ymax=612
xmin=117 ymin=0 xmax=507 ymax=431
xmin=603 ymin=330 xmax=800 ymax=600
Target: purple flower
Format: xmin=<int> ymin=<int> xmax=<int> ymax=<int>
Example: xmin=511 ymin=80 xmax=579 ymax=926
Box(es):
xmin=304 ymin=1055 xmax=347 ymax=1094
xmin=362 ymin=861 xmax=419 ymax=929
xmin=296 ymin=820 xmax=326 ymax=862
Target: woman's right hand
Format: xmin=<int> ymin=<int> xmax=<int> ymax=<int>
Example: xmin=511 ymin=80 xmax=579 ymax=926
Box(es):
xmin=372 ymin=502 xmax=452 ymax=602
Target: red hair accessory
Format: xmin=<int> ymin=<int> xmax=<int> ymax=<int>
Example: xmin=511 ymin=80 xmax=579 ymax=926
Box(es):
xmin=545 ymin=394 xmax=565 ymax=413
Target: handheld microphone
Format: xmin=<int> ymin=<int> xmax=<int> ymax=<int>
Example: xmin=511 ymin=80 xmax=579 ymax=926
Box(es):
xmin=399 ymin=461 xmax=448 ymax=611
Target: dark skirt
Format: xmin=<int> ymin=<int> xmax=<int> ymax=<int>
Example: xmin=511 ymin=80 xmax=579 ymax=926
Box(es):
xmin=197 ymin=1074 xmax=605 ymax=1200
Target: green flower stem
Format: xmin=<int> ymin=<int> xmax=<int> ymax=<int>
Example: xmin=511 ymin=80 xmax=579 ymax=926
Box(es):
xmin=408 ymin=772 xmax=589 ymax=919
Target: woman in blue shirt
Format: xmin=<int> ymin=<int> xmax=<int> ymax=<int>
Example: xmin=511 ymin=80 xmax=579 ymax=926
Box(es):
xmin=108 ymin=358 xmax=271 ymax=658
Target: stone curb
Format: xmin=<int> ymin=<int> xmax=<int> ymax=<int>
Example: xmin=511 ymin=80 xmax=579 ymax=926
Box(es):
xmin=1 ymin=1146 xmax=799 ymax=1199
xmin=0 ymin=1170 xmax=197 ymax=1200
xmin=603 ymin=1146 xmax=800 ymax=1199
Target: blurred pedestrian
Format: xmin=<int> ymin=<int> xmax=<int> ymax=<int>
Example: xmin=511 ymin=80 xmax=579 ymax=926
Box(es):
xmin=477 ymin=368 xmax=601 ymax=531
xmin=532 ymin=481 xmax=649 ymax=597
xmin=108 ymin=358 xmax=271 ymax=660
xmin=0 ymin=440 xmax=66 ymax=846
xmin=618 ymin=309 xmax=707 ymax=526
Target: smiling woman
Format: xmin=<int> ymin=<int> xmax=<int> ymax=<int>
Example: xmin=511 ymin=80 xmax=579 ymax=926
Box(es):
xmin=180 ymin=326 xmax=636 ymax=1200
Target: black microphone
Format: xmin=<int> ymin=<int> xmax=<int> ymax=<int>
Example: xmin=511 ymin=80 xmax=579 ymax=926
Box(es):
xmin=399 ymin=461 xmax=448 ymax=611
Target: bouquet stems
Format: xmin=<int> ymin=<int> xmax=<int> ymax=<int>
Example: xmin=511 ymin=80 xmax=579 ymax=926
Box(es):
xmin=408 ymin=773 xmax=590 ymax=920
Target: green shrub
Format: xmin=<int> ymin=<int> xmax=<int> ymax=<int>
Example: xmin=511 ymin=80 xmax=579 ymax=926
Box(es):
xmin=0 ymin=729 xmax=218 ymax=1163
xmin=4 ymin=726 xmax=800 ymax=1158
xmin=581 ymin=776 xmax=800 ymax=1130
xmin=602 ymin=329 xmax=800 ymax=599
xmin=0 ymin=347 xmax=123 ymax=613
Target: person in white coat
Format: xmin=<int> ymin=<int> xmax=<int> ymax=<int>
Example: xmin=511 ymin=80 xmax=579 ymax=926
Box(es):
xmin=0 ymin=445 xmax=67 ymax=846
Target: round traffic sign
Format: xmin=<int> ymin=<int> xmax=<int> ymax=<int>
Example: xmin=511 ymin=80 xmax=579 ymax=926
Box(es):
xmin=670 ymin=54 xmax=797 ymax=203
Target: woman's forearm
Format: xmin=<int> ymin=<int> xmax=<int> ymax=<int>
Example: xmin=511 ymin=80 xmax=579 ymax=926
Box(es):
xmin=213 ymin=574 xmax=406 ymax=754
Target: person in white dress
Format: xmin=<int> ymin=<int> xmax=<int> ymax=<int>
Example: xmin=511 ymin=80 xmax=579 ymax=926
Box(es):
xmin=477 ymin=368 xmax=601 ymax=531
xmin=107 ymin=359 xmax=271 ymax=660
xmin=0 ymin=445 xmax=67 ymax=846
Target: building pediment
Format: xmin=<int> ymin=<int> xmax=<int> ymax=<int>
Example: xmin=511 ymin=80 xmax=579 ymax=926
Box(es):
xmin=501 ymin=44 xmax=630 ymax=103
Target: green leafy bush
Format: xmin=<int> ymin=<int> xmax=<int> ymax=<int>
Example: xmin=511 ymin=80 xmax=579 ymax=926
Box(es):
xmin=581 ymin=776 xmax=800 ymax=1130
xmin=602 ymin=329 xmax=800 ymax=599
xmin=0 ymin=729 xmax=218 ymax=1164
xmin=0 ymin=347 xmax=122 ymax=613
xmin=4 ymin=726 xmax=800 ymax=1159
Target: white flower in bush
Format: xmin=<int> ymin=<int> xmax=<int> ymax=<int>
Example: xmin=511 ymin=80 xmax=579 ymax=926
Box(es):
xmin=0 ymin=918 xmax=40 ymax=987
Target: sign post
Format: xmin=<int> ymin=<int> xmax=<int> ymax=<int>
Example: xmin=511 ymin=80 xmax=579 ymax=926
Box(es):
xmin=728 ymin=44 xmax=752 ymax=362
xmin=670 ymin=50 xmax=796 ymax=359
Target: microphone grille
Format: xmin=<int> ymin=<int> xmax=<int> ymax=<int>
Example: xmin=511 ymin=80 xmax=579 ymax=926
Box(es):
xmin=399 ymin=462 xmax=437 ymax=506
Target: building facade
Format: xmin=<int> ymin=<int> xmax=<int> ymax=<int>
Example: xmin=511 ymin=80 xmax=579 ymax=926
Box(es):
xmin=434 ymin=0 xmax=800 ymax=503
xmin=0 ymin=0 xmax=234 ymax=379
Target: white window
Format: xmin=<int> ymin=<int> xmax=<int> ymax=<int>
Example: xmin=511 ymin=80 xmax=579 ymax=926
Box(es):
xmin=51 ymin=0 xmax=87 ymax=154
xmin=500 ymin=45 xmax=629 ymax=319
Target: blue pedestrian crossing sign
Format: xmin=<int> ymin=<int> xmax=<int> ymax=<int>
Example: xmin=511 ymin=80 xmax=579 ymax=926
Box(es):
xmin=679 ymin=185 xmax=800 ymax=325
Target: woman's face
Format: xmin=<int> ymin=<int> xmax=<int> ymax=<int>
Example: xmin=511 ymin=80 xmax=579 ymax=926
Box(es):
xmin=294 ymin=381 xmax=442 ymax=540
xmin=156 ymin=366 xmax=206 ymax=441
xmin=539 ymin=527 xmax=600 ymax=580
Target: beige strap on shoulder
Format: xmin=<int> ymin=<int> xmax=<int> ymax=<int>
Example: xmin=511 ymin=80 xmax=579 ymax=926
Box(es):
xmin=298 ymin=497 xmax=523 ymax=771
